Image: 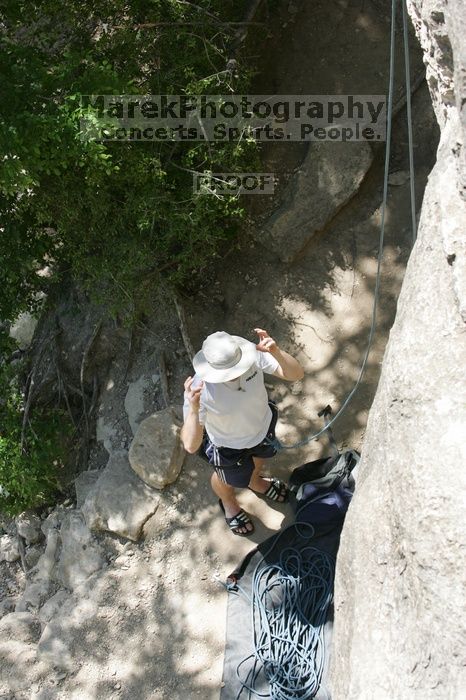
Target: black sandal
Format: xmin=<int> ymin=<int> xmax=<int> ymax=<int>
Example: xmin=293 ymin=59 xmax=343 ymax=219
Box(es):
xmin=249 ymin=477 xmax=289 ymax=503
xmin=218 ymin=499 xmax=254 ymax=536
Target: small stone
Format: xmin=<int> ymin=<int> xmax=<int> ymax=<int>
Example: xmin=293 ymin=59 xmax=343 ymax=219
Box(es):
xmin=0 ymin=597 xmax=16 ymax=615
xmin=0 ymin=534 xmax=20 ymax=562
xmin=388 ymin=170 xmax=410 ymax=186
xmin=56 ymin=512 xmax=103 ymax=590
xmin=25 ymin=545 xmax=42 ymax=569
xmin=114 ymin=682 xmax=121 ymax=689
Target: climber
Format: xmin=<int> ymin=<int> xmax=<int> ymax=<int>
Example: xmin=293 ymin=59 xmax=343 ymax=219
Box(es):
xmin=181 ymin=328 xmax=304 ymax=535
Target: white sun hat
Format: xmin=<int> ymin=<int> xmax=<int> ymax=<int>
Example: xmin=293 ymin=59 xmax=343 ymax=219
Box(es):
xmin=193 ymin=331 xmax=257 ymax=383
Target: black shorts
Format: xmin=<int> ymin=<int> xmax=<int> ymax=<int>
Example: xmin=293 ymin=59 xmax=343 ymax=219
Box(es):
xmin=198 ymin=402 xmax=278 ymax=488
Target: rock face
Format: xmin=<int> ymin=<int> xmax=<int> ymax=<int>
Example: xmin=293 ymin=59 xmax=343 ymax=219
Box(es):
xmin=27 ymin=279 xmax=130 ymax=411
xmin=128 ymin=407 xmax=186 ymax=489
xmin=409 ymin=0 xmax=466 ymax=199
xmin=257 ymin=142 xmax=373 ymax=262
xmin=330 ymin=2 xmax=466 ymax=698
xmin=82 ymin=450 xmax=160 ymax=540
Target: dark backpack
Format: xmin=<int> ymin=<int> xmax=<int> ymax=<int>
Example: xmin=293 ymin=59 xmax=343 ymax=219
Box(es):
xmin=289 ymin=449 xmax=359 ymax=495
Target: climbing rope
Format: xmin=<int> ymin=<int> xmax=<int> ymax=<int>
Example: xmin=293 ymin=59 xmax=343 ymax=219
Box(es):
xmin=218 ymin=8 xmax=418 ymax=695
xmin=228 ymin=523 xmax=334 ymax=700
xmin=402 ymin=0 xmax=417 ymax=245
xmin=268 ymin=0 xmax=417 ymax=452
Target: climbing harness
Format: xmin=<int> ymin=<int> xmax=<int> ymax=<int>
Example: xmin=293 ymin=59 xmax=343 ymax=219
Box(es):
xmin=266 ymin=0 xmax=417 ymax=453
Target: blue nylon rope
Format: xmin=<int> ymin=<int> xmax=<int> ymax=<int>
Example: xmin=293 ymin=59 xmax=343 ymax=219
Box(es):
xmin=402 ymin=0 xmax=417 ymax=244
xmin=231 ymin=523 xmax=334 ymax=700
xmin=221 ymin=9 xmax=418 ymax=699
xmin=268 ymin=0 xmax=401 ymax=453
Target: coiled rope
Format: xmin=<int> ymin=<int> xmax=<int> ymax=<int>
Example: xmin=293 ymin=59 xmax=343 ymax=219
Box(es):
xmin=268 ymin=0 xmax=416 ymax=452
xmin=220 ymin=4 xmax=417 ymax=697
xmin=225 ymin=523 xmax=334 ymax=700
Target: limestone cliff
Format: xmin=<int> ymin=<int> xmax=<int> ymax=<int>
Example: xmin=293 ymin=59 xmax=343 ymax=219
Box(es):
xmin=331 ymin=2 xmax=466 ymax=698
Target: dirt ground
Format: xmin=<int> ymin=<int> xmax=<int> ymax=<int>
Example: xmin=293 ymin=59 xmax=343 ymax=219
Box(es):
xmin=1 ymin=1 xmax=440 ymax=699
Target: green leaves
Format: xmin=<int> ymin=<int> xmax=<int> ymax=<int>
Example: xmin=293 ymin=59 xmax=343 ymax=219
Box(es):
xmin=0 ymin=350 xmax=73 ymax=516
xmin=0 ymin=0 xmax=259 ymax=319
xmin=0 ymin=2 xmax=263 ymax=511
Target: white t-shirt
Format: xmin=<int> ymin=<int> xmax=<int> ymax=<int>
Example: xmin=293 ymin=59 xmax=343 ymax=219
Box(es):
xmin=183 ymin=350 xmax=280 ymax=449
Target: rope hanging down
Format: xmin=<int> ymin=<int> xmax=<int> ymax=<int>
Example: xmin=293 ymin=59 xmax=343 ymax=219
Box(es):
xmin=269 ymin=0 xmax=416 ymax=452
xmin=402 ymin=0 xmax=417 ymax=245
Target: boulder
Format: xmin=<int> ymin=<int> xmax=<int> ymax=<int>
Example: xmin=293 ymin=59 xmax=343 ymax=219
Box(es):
xmin=257 ymin=141 xmax=373 ymax=262
xmin=36 ymin=622 xmax=73 ymax=672
xmin=128 ymin=406 xmax=186 ymax=489
xmin=15 ymin=523 xmax=63 ymax=612
xmin=96 ymin=414 xmax=118 ymax=455
xmin=25 ymin=545 xmax=44 ymax=570
xmin=15 ymin=581 xmax=51 ymax=613
xmin=55 ymin=512 xmax=103 ymax=590
xmin=36 ymin=579 xmax=101 ymax=674
xmin=0 ymin=533 xmax=20 ymax=562
xmin=35 ymin=528 xmax=60 ymax=581
xmin=38 ymin=590 xmax=70 ymax=627
xmin=74 ymin=470 xmax=101 ymax=508
xmin=40 ymin=506 xmax=67 ymax=537
xmin=0 ymin=597 xmax=16 ymax=617
xmin=16 ymin=512 xmax=43 ymax=545
xmin=82 ymin=450 xmax=160 ymax=541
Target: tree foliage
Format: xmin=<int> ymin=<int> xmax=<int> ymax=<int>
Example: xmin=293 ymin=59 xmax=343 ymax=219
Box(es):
xmin=0 ymin=0 xmax=259 ymax=321
xmin=0 ymin=334 xmax=73 ymax=515
xmin=0 ymin=1 xmax=262 ymax=513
